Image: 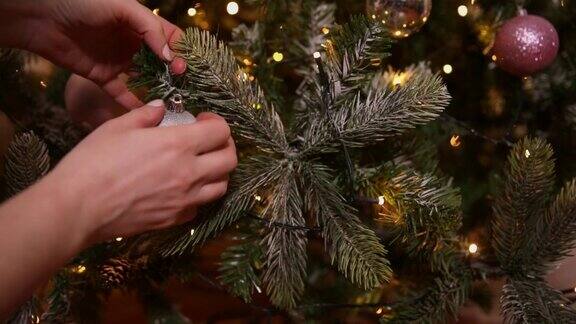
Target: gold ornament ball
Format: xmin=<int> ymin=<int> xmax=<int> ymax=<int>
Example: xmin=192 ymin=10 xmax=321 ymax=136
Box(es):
xmin=366 ymin=0 xmax=432 ymax=38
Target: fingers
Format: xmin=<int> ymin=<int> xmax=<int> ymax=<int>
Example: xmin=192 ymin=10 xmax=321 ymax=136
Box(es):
xmin=123 ymin=1 xmax=173 ymax=61
xmin=102 ymin=77 xmax=143 ymax=109
xmin=194 ymin=178 xmax=230 ymax=205
xmin=197 ymin=138 xmax=237 ymax=182
xmin=107 ymin=100 xmax=165 ymax=130
xmin=159 ymin=17 xmax=187 ymax=75
xmin=164 ymin=113 xmax=231 ymax=155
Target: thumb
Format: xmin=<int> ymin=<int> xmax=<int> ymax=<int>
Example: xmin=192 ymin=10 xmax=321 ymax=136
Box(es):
xmin=125 ymin=2 xmax=173 ymax=61
xmin=109 ymin=100 xmax=165 ymax=130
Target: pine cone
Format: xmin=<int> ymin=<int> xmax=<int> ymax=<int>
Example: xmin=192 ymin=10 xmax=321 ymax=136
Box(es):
xmin=4 ymin=132 xmax=50 ymax=196
xmin=99 ymin=258 xmax=132 ymax=289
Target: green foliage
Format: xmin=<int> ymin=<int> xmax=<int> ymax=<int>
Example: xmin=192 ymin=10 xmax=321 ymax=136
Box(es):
xmin=325 ymin=15 xmax=392 ymax=97
xmin=492 ymin=138 xmax=576 ymax=323
xmin=301 ymin=66 xmax=450 ymax=156
xmin=501 ymin=279 xmax=576 ymax=323
xmin=302 ymin=162 xmax=392 ymax=288
xmin=218 ymin=235 xmax=264 ymax=303
xmin=160 ymin=155 xmax=284 ymax=257
xmin=4 ymin=132 xmax=50 ymax=196
xmin=262 ymin=166 xmax=308 ymax=309
xmin=132 ymin=7 xmax=449 ymax=310
xmin=177 ymin=28 xmax=289 ymax=154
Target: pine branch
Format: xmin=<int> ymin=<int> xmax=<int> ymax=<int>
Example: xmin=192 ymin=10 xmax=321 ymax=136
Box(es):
xmin=302 ymin=162 xmax=392 ymax=289
xmin=387 ymin=251 xmax=472 ymax=324
xmin=7 ymin=298 xmax=39 ymax=324
xmin=358 ymin=160 xmax=461 ymax=254
xmin=492 ymin=138 xmax=556 ymax=273
xmin=501 ymin=279 xmax=576 ymax=324
xmin=4 ymin=132 xmax=50 ymax=196
xmin=262 ymin=166 xmax=307 ymax=309
xmin=302 ymin=67 xmax=450 ymax=155
xmin=292 ymin=2 xmax=336 ymax=76
xmin=528 ymin=180 xmax=576 ymax=274
xmin=41 ymin=273 xmax=71 ymax=323
xmin=218 ymin=235 xmax=264 ymax=303
xmin=325 ymin=15 xmax=392 ymax=98
xmin=160 ymin=156 xmax=285 ymax=257
xmin=176 ymin=28 xmax=289 ymax=154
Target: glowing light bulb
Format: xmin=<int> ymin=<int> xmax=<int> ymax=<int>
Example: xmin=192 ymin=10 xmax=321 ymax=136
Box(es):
xmin=272 ymin=52 xmax=284 ymax=62
xmin=491 ymin=54 xmax=498 ymax=62
xmin=468 ymin=243 xmax=478 ymax=254
xmin=450 ymin=135 xmax=461 ymax=148
xmin=115 ymin=237 xmax=123 ymax=242
xmin=152 ymin=8 xmax=160 ymax=15
xmin=313 ymin=51 xmax=321 ymax=59
xmin=40 ymin=80 xmax=47 ymax=88
xmin=525 ymin=149 xmax=531 ymax=158
xmin=226 ymin=2 xmax=239 ymax=15
xmin=187 ymin=8 xmax=197 ymax=17
xmin=392 ymin=73 xmax=406 ymax=86
xmin=190 ymin=228 xmax=195 ymax=236
xmin=376 ymin=307 xmax=383 ymax=315
xmin=73 ymin=265 xmax=87 ymax=274
xmin=443 ymin=64 xmax=453 ymax=74
xmin=321 ymin=27 xmax=330 ymax=35
xmin=378 ymin=196 xmax=385 ymax=206
xmin=457 ymin=5 xmax=469 ymax=17
xmin=254 ymin=194 xmax=262 ymax=202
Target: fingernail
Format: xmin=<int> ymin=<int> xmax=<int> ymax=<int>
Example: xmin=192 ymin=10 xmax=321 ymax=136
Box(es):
xmin=147 ymin=99 xmax=165 ymax=107
xmin=162 ymin=44 xmax=173 ymax=61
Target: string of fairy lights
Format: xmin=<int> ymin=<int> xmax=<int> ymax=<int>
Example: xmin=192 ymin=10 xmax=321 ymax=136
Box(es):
xmin=23 ymin=1 xmax=576 ymax=319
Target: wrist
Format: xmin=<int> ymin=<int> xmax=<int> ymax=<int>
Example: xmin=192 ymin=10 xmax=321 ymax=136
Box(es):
xmin=31 ymin=173 xmax=95 ymax=252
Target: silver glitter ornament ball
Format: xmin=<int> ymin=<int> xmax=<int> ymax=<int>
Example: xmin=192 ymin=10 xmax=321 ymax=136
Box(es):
xmin=158 ymin=94 xmax=196 ymax=127
xmin=492 ymin=14 xmax=559 ymax=76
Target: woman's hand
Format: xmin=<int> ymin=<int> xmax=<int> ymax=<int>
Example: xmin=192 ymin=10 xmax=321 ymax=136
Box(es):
xmin=47 ymin=101 xmax=237 ymax=243
xmin=0 ymin=0 xmax=186 ymax=108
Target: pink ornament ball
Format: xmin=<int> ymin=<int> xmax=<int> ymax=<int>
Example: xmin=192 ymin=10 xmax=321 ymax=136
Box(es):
xmin=492 ymin=15 xmax=559 ymax=76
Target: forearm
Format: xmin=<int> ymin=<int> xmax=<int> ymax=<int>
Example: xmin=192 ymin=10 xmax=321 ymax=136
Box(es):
xmin=0 ymin=175 xmax=89 ymax=317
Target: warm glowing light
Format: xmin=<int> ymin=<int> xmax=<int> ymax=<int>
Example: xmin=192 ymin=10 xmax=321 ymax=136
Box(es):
xmin=371 ymin=14 xmax=377 ymax=19
xmin=313 ymin=51 xmax=321 ymax=59
xmin=491 ymin=54 xmax=498 ymax=61
xmin=152 ymin=8 xmax=160 ymax=15
xmin=190 ymin=228 xmax=195 ymax=236
xmin=40 ymin=80 xmax=47 ymax=88
xmin=321 ymin=27 xmax=330 ymax=35
xmin=450 ymin=135 xmax=462 ymax=148
xmin=252 ymin=103 xmax=262 ymax=110
xmin=443 ymin=64 xmax=453 ymax=74
xmin=457 ymin=5 xmax=469 ymax=17
xmin=525 ymin=149 xmax=531 ymax=158
xmin=393 ymin=30 xmax=403 ymax=37
xmin=378 ymin=196 xmax=385 ymax=206
xmin=376 ymin=307 xmax=383 ymax=315
xmin=226 ymin=2 xmax=239 ymax=15
xmin=31 ymin=315 xmax=40 ymax=324
xmin=243 ymin=58 xmax=252 ymax=66
xmin=392 ymin=73 xmax=407 ymax=86
xmin=254 ymin=194 xmax=262 ymax=202
xmin=187 ymin=8 xmax=197 ymax=16
xmin=73 ymin=265 xmax=87 ymax=274
xmin=272 ymin=52 xmax=284 ymax=62
xmin=115 ymin=237 xmax=123 ymax=242
xmin=468 ymin=243 xmax=479 ymax=254
xmin=255 ymin=284 xmax=262 ymax=293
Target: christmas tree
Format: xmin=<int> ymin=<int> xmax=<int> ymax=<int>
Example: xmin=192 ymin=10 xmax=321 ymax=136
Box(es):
xmin=2 ymin=0 xmax=576 ymax=322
